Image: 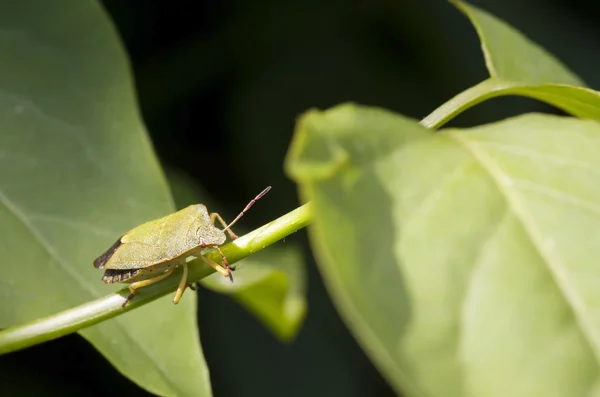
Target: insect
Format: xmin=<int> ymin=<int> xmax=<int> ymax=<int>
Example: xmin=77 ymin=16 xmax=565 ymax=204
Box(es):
xmin=93 ymin=186 xmax=271 ymax=308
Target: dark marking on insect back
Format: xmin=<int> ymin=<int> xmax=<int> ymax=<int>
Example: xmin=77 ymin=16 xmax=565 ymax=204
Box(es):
xmin=102 ymin=269 xmax=141 ymax=284
xmin=93 ymin=236 xmax=123 ymax=269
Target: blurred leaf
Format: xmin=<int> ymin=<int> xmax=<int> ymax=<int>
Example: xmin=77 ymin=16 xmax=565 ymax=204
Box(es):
xmin=424 ymin=1 xmax=600 ymax=128
xmin=0 ymin=1 xmax=211 ymax=396
xmin=453 ymin=0 xmax=582 ymax=85
xmin=202 ymin=247 xmax=306 ymax=341
xmin=286 ymin=103 xmax=600 ymax=397
xmin=168 ymin=169 xmax=307 ymax=341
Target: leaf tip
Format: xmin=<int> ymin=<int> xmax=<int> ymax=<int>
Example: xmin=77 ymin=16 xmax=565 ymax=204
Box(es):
xmin=285 ymin=106 xmax=350 ymax=183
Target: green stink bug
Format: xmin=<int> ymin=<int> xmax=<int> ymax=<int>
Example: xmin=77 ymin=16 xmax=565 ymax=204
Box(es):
xmin=93 ymin=186 xmax=271 ymax=308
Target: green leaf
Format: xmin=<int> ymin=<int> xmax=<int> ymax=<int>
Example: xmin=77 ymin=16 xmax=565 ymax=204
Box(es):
xmin=286 ymin=103 xmax=600 ymax=397
xmin=423 ymin=1 xmax=600 ymax=129
xmin=453 ymin=0 xmax=581 ymax=85
xmin=0 ymin=1 xmax=210 ymax=396
xmin=168 ymin=169 xmax=307 ymax=341
xmin=202 ymin=247 xmax=306 ymax=341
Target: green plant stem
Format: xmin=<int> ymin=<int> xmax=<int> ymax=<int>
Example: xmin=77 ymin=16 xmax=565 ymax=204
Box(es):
xmin=421 ymin=78 xmax=512 ymax=129
xmin=0 ymin=203 xmax=312 ymax=355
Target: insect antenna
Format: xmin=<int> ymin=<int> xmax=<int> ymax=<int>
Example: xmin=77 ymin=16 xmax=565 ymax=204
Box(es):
xmin=222 ymin=186 xmax=271 ymax=233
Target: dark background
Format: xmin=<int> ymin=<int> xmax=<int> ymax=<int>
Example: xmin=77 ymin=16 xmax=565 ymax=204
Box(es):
xmin=2 ymin=0 xmax=600 ymax=396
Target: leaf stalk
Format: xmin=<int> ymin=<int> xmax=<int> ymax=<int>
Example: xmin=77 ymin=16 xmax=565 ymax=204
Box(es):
xmin=0 ymin=203 xmax=312 ymax=355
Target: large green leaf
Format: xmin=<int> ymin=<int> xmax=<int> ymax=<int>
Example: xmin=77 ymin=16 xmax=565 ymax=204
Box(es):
xmin=168 ymin=169 xmax=307 ymax=341
xmin=0 ymin=1 xmax=210 ymax=396
xmin=286 ymin=103 xmax=600 ymax=397
xmin=423 ymin=1 xmax=600 ymax=128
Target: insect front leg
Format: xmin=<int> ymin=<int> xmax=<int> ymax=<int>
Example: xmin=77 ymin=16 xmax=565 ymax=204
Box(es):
xmin=210 ymin=212 xmax=238 ymax=240
xmin=198 ymin=252 xmax=234 ymax=283
xmin=213 ymin=245 xmax=237 ymax=274
xmin=123 ymin=268 xmax=175 ymax=308
xmin=188 ymin=262 xmax=237 ymax=291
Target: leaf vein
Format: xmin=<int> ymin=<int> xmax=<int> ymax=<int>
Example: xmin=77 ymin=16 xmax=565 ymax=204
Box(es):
xmin=28 ymin=213 xmax=119 ymax=237
xmin=512 ymin=179 xmax=600 ymax=217
xmin=0 ymin=190 xmax=181 ymax=394
xmin=450 ymin=132 xmax=600 ymax=365
xmin=0 ymin=189 xmax=96 ymax=291
xmin=468 ymin=140 xmax=600 ymax=176
xmin=407 ymin=159 xmax=474 ymax=221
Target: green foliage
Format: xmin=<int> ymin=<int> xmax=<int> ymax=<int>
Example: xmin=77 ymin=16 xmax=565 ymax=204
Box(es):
xmin=286 ymin=1 xmax=600 ymax=396
xmin=0 ymin=0 xmax=306 ymax=396
xmin=0 ymin=1 xmax=211 ymax=395
xmin=1 ymin=0 xmax=599 ymax=396
xmin=287 ymin=105 xmax=600 ymax=397
xmin=201 ymin=248 xmax=306 ymax=341
xmin=424 ymin=1 xmax=600 ymax=129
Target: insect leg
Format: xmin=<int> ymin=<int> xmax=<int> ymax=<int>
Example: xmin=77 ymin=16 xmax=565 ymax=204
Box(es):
xmin=214 ymin=245 xmax=237 ymax=279
xmin=187 ymin=261 xmax=237 ymax=291
xmin=198 ymin=253 xmax=234 ymax=283
xmin=123 ymin=268 xmax=175 ymax=308
xmin=187 ymin=267 xmax=234 ymax=291
xmin=210 ymin=212 xmax=238 ymax=240
xmin=173 ymin=262 xmax=190 ymax=304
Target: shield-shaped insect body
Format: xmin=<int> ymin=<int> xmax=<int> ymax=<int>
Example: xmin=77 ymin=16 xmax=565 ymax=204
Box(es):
xmin=94 ymin=186 xmax=271 ymax=308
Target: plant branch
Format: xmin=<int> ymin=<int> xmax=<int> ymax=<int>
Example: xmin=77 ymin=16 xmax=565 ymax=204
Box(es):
xmin=0 ymin=203 xmax=312 ymax=355
xmin=421 ymin=78 xmax=513 ymax=129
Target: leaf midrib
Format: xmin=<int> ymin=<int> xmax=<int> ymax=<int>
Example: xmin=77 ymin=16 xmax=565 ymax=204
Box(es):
xmin=450 ymin=132 xmax=600 ymax=365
